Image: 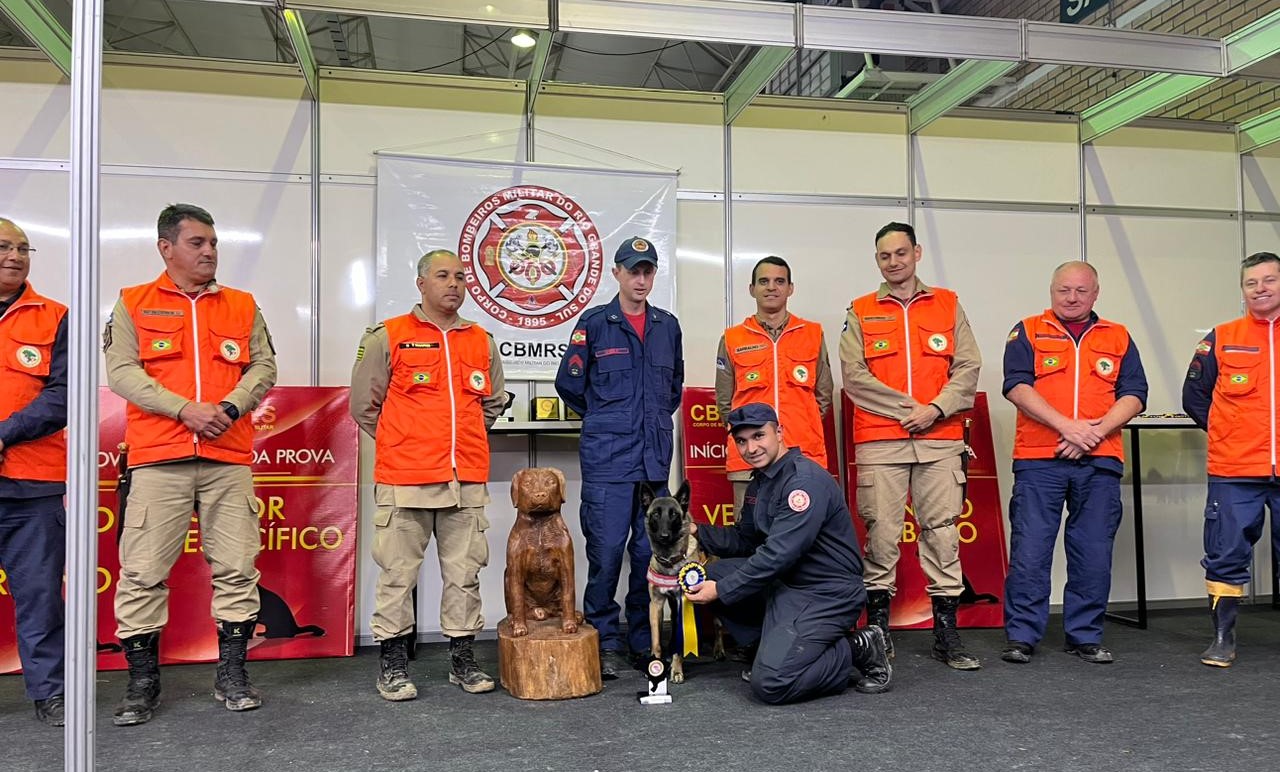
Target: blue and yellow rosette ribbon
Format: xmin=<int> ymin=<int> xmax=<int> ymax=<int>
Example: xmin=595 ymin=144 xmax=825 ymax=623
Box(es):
xmin=678 ymin=561 xmax=706 ymax=657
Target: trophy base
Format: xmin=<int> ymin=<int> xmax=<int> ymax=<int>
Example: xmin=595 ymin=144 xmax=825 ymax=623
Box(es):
xmin=497 ymin=617 xmax=602 ymax=700
xmin=638 ymin=692 xmax=673 ymax=705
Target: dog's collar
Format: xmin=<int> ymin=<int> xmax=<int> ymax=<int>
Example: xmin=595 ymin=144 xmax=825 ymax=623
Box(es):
xmin=646 ymin=567 xmax=681 ymax=589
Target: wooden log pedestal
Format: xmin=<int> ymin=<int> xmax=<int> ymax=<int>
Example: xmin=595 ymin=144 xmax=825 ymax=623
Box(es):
xmin=497 ymin=617 xmax=602 ymax=700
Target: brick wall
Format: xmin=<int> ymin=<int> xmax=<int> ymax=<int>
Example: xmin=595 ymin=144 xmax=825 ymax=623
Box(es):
xmin=942 ymin=0 xmax=1280 ymax=122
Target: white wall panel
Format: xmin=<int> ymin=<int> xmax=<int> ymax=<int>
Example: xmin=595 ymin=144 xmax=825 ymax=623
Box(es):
xmin=1243 ymin=143 xmax=1280 ymax=214
xmin=732 ymin=106 xmax=907 ymax=197
xmin=1087 ymin=215 xmax=1242 ymax=602
xmin=101 ymin=69 xmax=311 ymax=174
xmin=676 ymin=200 xmax=725 ymax=388
xmin=1246 ymin=218 xmax=1280 ymax=256
xmin=1086 ymin=127 xmax=1237 ymax=210
xmin=319 ymin=181 xmax=377 ymax=387
xmin=0 ymin=169 xmax=70 ymax=300
xmin=0 ymin=61 xmax=67 ymax=162
xmin=915 ymin=117 xmax=1079 ymax=203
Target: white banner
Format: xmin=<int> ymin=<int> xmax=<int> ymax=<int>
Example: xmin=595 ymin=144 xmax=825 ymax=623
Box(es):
xmin=376 ymin=155 xmax=678 ymax=379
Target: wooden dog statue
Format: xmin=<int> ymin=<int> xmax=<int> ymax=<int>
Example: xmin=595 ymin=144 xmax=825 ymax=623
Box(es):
xmin=504 ymin=467 xmax=582 ymax=637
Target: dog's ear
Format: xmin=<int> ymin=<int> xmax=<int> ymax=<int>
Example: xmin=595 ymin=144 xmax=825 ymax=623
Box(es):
xmin=511 ymin=468 xmax=526 ymax=507
xmin=639 ymin=482 xmax=657 ymax=511
xmin=551 ymin=467 xmax=566 ymax=505
xmin=675 ymin=480 xmax=691 ymax=512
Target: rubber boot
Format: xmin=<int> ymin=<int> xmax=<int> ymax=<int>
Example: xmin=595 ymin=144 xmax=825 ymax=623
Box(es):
xmin=848 ymin=627 xmax=892 ymax=694
xmin=931 ymin=595 xmax=981 ymax=670
xmin=377 ymin=635 xmax=418 ymax=700
xmin=865 ymin=589 xmax=894 ymax=659
xmin=448 ymin=635 xmax=495 ymax=693
xmin=1201 ymin=594 xmax=1238 ymax=668
xmin=112 ymin=632 xmax=161 ymax=727
xmin=214 ymin=620 xmax=262 ymax=711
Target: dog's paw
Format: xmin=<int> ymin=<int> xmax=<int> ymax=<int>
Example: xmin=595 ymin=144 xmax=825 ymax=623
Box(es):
xmin=561 ymin=621 xmax=578 ymax=634
xmin=510 ymin=621 xmax=529 ymax=637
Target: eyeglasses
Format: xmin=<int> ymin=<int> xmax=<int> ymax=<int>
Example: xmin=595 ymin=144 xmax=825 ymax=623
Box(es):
xmin=0 ymin=242 xmax=34 ymax=257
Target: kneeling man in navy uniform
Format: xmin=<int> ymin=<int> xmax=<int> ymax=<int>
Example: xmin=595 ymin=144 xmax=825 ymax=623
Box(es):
xmin=687 ymin=403 xmax=891 ymax=704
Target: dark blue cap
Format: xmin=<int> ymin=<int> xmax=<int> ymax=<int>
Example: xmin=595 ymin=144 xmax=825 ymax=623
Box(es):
xmin=726 ymin=402 xmax=778 ymax=433
xmin=614 ymin=236 xmax=659 ymax=269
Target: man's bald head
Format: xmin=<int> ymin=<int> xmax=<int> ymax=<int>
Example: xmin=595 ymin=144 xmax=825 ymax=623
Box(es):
xmin=1050 ymin=260 xmax=1099 ymax=323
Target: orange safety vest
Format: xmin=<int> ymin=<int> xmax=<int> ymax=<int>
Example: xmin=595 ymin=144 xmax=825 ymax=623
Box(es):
xmin=1012 ymin=311 xmax=1130 ymax=462
xmin=375 ymin=313 xmax=493 ymax=486
xmin=1206 ymin=315 xmax=1280 ymax=477
xmin=121 ymin=273 xmax=259 ymax=467
xmin=723 ymin=315 xmax=827 ymax=471
xmin=850 ymin=287 xmax=964 ymax=444
xmin=0 ymin=284 xmax=67 ymax=482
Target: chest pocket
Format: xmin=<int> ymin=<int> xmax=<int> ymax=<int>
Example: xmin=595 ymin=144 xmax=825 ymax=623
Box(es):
xmin=782 ymin=349 xmax=817 ymax=391
xmin=917 ymin=319 xmax=955 ymax=359
xmin=393 ymin=345 xmax=442 ymax=392
xmin=592 ymin=349 xmax=633 ymax=401
xmin=733 ymin=346 xmax=770 ymax=394
xmin=459 ymin=349 xmax=492 ymax=397
xmin=1033 ymin=338 xmax=1071 ymax=378
xmin=861 ymin=319 xmax=899 ymax=360
xmin=1218 ymin=349 xmax=1259 ymax=397
xmin=209 ymin=320 xmax=250 ymax=366
xmin=4 ymin=328 xmax=54 ymax=378
xmin=1088 ymin=343 xmax=1123 ymax=385
xmin=136 ymin=314 xmax=184 ymax=363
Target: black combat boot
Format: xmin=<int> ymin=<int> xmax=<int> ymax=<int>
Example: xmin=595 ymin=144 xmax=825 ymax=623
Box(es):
xmin=112 ymin=632 xmax=161 ymax=727
xmin=865 ymin=589 xmax=894 ymax=659
xmin=931 ymin=595 xmax=981 ymax=670
xmin=214 ymin=620 xmax=262 ymax=711
xmin=448 ymin=635 xmax=495 ymax=693
xmin=377 ymin=635 xmax=418 ymax=701
xmin=1201 ymin=594 xmax=1239 ymax=668
xmin=848 ymin=627 xmax=892 ymax=694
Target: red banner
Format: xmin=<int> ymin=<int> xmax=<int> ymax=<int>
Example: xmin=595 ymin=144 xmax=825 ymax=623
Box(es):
xmin=0 ymin=386 xmax=358 ymax=673
xmin=843 ymin=392 xmax=1009 ymax=629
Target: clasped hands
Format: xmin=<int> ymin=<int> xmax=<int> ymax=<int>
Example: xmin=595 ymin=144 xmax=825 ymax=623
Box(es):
xmin=179 ymin=401 xmax=235 ymax=440
xmin=1055 ymin=417 xmax=1105 ymax=460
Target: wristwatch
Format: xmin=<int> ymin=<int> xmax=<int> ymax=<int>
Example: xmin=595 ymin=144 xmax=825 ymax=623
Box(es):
xmin=219 ymin=401 xmax=241 ymax=421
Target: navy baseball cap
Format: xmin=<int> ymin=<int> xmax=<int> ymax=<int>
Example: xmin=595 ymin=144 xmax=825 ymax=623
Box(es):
xmin=726 ymin=403 xmax=778 ymax=434
xmin=614 ymin=236 xmax=659 ymax=269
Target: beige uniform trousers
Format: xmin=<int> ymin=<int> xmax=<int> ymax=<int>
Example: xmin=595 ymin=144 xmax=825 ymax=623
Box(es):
xmin=855 ymin=453 xmax=965 ymax=596
xmin=115 ymin=460 xmax=260 ymax=637
xmin=370 ymin=501 xmax=490 ymax=640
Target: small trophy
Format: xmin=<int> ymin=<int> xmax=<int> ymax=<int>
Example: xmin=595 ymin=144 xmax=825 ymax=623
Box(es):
xmin=531 ymin=396 xmax=562 ymax=421
xmin=638 ymin=656 xmax=672 ymax=705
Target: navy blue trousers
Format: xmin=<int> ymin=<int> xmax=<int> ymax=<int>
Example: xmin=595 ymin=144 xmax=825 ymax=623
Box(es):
xmin=1004 ymin=464 xmax=1122 ymax=647
xmin=0 ymin=495 xmax=65 ymax=700
xmin=579 ymin=480 xmax=658 ymax=654
xmin=1202 ymin=479 xmax=1280 ymax=586
xmin=709 ymin=558 xmax=863 ymax=705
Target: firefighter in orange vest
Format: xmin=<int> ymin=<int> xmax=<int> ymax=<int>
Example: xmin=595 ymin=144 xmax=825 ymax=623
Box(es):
xmin=350 ymin=249 xmax=507 ymax=700
xmin=839 ymin=222 xmax=981 ymax=670
xmin=716 ymin=256 xmax=833 ymax=518
xmin=1183 ymin=251 xmax=1280 ymax=668
xmin=104 ymin=204 xmax=278 ymax=726
xmin=0 ymin=219 xmax=68 ymax=727
xmin=1002 ymin=261 xmax=1146 ymax=666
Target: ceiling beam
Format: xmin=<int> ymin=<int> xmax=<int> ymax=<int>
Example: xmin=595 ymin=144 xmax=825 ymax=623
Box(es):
xmin=1225 ymin=8 xmax=1280 ymax=74
xmin=0 ymin=0 xmax=71 ymax=77
xmin=907 ymin=59 xmax=1016 ymax=133
xmin=279 ymin=6 xmax=318 ymax=99
xmin=524 ymin=30 xmax=553 ymax=117
xmin=1079 ymin=72 xmax=1216 ymax=143
xmin=724 ymin=46 xmax=794 ymax=125
xmin=1239 ymin=107 xmax=1280 ymax=154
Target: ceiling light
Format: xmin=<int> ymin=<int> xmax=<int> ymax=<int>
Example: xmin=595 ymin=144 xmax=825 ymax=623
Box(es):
xmin=511 ymin=29 xmax=537 ymax=49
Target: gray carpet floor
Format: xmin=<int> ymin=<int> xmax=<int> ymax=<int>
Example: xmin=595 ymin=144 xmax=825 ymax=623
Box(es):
xmin=2 ymin=607 xmax=1280 ymax=772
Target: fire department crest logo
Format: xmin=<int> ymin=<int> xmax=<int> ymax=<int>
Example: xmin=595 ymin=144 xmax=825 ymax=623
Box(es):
xmin=220 ymin=340 xmax=241 ymax=360
xmin=413 ymin=372 xmax=430 ymax=384
xmin=788 ymin=490 xmax=811 ymax=512
xmin=458 ymin=185 xmax=604 ymax=328
xmin=793 ymin=364 xmax=809 ymax=383
xmin=16 ymin=345 xmax=40 ymax=367
xmin=1231 ymin=374 xmax=1249 ymax=385
xmin=469 ymin=370 xmax=486 ymax=390
xmin=1096 ymin=357 xmax=1114 ymax=376
xmin=928 ymin=334 xmax=947 ymax=352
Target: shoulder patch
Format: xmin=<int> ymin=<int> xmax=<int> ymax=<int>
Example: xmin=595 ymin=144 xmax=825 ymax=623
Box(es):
xmin=571 ymin=329 xmax=587 ymax=346
xmin=716 ymin=356 xmax=727 ymax=371
xmin=355 ymin=345 xmax=365 ymax=362
xmin=787 ymin=489 xmax=811 ymax=513
xmin=1007 ymin=327 xmax=1020 ymax=342
xmin=1195 ymin=340 xmax=1211 ymax=355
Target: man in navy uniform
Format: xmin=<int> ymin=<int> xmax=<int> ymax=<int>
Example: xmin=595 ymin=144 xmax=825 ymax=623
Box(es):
xmin=555 ymin=236 xmax=684 ymax=679
xmin=687 ymin=403 xmax=891 ymax=704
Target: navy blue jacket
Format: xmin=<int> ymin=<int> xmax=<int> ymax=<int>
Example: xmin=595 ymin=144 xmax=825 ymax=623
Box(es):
xmin=0 ymin=296 xmax=68 ymax=499
xmin=555 ymin=294 xmax=683 ymax=482
xmin=697 ymin=448 xmax=863 ymax=606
